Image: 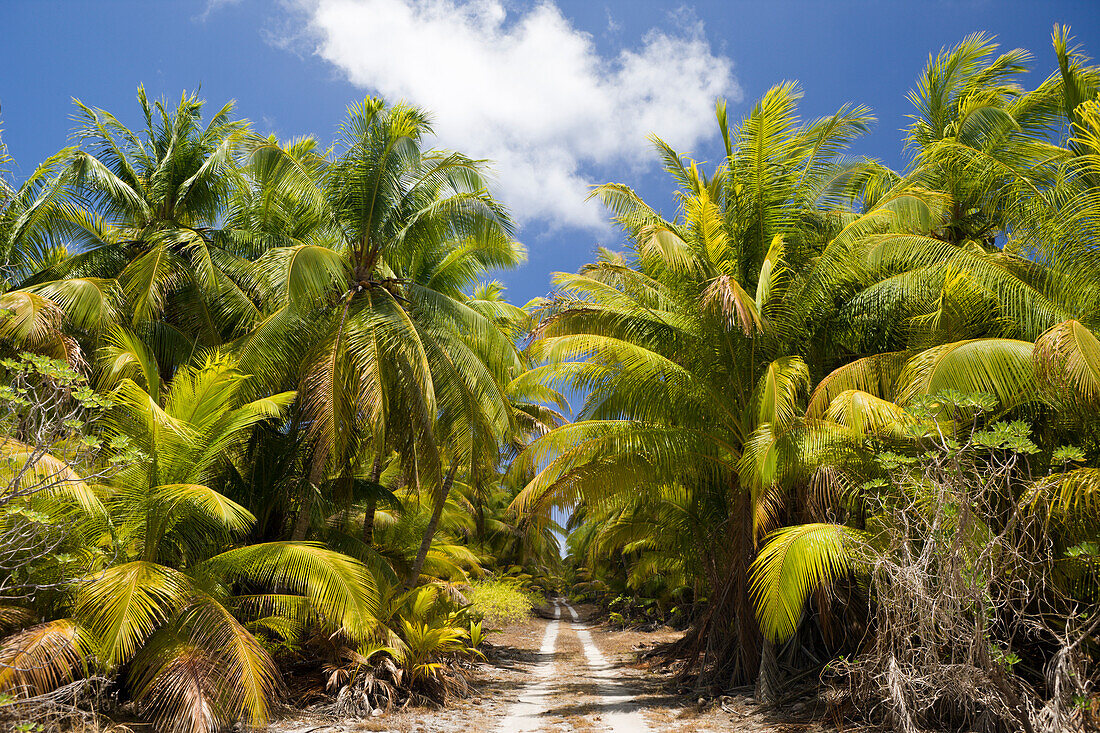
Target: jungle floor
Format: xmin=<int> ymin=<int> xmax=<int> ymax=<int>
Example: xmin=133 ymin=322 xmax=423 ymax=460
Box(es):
xmin=269 ymin=602 xmax=844 ymax=733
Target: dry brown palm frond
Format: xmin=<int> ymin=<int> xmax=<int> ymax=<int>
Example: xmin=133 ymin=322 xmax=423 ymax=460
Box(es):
xmin=0 ymin=606 xmax=35 ymax=633
xmin=702 ymin=274 xmax=764 ymax=336
xmin=130 ymin=642 xmax=224 ymax=733
xmin=0 ymin=619 xmax=92 ymax=697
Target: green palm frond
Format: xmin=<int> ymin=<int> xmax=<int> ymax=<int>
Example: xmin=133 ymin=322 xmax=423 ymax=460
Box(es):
xmin=151 ymin=483 xmax=255 ymax=535
xmin=806 ymin=352 xmax=910 ymax=418
xmin=749 ymin=356 xmax=810 ymax=430
xmin=0 ymin=291 xmax=77 ymax=363
xmin=97 ymin=324 xmax=162 ymax=393
xmin=75 ymin=561 xmax=195 ymax=667
xmin=750 ymin=523 xmax=870 ymax=643
xmin=0 ymin=438 xmax=103 ymax=515
xmin=202 ymin=542 xmax=379 ymax=641
xmin=1024 ymin=467 xmax=1100 ymax=520
xmin=824 ymin=389 xmax=916 ymax=438
xmin=739 ymin=420 xmax=861 ymax=522
xmin=896 ymin=338 xmax=1037 ymax=408
xmin=24 ymin=277 xmax=119 ymax=333
xmin=1034 ymin=319 xmax=1100 ymax=412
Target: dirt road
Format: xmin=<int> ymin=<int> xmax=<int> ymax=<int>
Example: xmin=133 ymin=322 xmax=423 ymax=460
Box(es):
xmin=498 ymin=600 xmax=652 ymax=732
xmin=271 ymin=603 xmax=829 ymax=732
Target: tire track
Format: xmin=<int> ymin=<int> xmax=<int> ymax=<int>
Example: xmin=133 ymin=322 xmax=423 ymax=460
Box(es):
xmin=564 ymin=602 xmax=652 ymax=733
xmin=497 ymin=601 xmax=652 ymax=732
xmin=497 ymin=601 xmax=562 ymax=731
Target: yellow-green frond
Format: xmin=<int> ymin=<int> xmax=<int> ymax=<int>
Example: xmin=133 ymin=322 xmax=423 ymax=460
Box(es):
xmin=75 ymin=561 xmax=195 ymax=667
xmin=750 ymin=523 xmax=869 ymax=643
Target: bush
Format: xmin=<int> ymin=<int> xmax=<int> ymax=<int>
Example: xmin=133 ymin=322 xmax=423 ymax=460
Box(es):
xmin=466 ymin=580 xmax=541 ymax=628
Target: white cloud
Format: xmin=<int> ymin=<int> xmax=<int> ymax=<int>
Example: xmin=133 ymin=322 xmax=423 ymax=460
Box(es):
xmin=294 ymin=0 xmax=739 ymax=231
xmin=198 ymin=0 xmax=242 ymax=22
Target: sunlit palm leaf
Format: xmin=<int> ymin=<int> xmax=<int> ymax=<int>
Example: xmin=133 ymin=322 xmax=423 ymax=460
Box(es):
xmin=0 ymin=619 xmax=93 ymax=696
xmin=750 ymin=523 xmax=869 ymax=643
xmin=1033 ymin=319 xmax=1100 ymax=412
xmin=896 ymin=338 xmax=1036 ymax=408
xmin=75 ymin=561 xmax=194 ymax=666
xmin=203 ymin=542 xmax=379 ymax=641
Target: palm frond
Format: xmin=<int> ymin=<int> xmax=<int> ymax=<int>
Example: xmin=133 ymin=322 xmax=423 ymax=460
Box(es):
xmin=202 ymin=542 xmax=379 ymax=641
xmin=0 ymin=619 xmax=93 ymax=696
xmin=75 ymin=561 xmax=194 ymax=667
xmin=750 ymin=523 xmax=869 ymax=643
xmin=1034 ymin=319 xmax=1100 ymax=412
xmin=896 ymin=338 xmax=1036 ymax=408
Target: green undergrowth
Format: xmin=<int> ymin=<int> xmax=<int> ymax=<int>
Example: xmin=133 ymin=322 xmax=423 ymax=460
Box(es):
xmin=466 ymin=579 xmax=542 ymax=628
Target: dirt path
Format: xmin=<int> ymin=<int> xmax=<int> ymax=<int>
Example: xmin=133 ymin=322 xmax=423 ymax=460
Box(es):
xmin=269 ymin=604 xmax=834 ymax=732
xmin=498 ymin=601 xmax=651 ymax=732
xmin=496 ymin=601 xmax=563 ymax=731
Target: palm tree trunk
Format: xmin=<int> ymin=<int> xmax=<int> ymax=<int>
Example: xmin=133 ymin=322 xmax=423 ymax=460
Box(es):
xmin=407 ymin=462 xmax=460 ymax=587
xmin=291 ymin=489 xmax=313 ymax=541
xmin=755 ymin=639 xmax=780 ymax=703
xmin=732 ymin=487 xmax=763 ymax=682
xmin=673 ymin=483 xmax=762 ymax=688
xmin=292 ymin=460 xmax=326 ymax=540
xmin=361 ymin=454 xmax=383 ymax=546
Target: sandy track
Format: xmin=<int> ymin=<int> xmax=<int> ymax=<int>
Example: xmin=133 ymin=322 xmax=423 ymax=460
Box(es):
xmin=497 ymin=601 xmax=563 ymax=731
xmin=497 ymin=601 xmax=651 ymax=732
xmin=561 ymin=603 xmax=651 ymax=733
xmin=269 ymin=604 xmax=832 ymax=732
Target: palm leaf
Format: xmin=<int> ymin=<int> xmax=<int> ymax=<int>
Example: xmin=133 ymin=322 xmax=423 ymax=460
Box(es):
xmin=128 ymin=595 xmax=281 ymax=733
xmin=151 ymin=483 xmax=255 ymax=535
xmin=202 ymin=542 xmax=379 ymax=641
xmin=0 ymin=619 xmax=93 ymax=696
xmin=129 ymin=632 xmax=226 ymax=733
xmin=1033 ymin=319 xmax=1100 ymax=412
xmin=806 ymin=352 xmax=910 ymax=418
xmin=824 ymin=390 xmax=916 ymax=438
xmin=749 ymin=356 xmax=810 ymax=430
xmin=75 ymin=561 xmax=194 ymax=667
xmin=895 ymin=338 xmax=1036 ymax=408
xmin=1024 ymin=467 xmax=1100 ymax=520
xmin=750 ymin=523 xmax=869 ymax=643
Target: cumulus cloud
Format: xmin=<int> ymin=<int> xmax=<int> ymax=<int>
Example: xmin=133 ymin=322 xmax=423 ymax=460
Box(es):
xmin=294 ymin=0 xmax=739 ymax=230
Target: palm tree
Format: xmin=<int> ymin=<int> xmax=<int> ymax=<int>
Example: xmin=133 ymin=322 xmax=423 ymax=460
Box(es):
xmin=508 ymin=84 xmax=927 ymax=686
xmin=0 ymin=122 xmax=89 ymax=363
xmin=233 ymin=100 xmax=525 ymax=557
xmin=836 ymin=30 xmax=1100 ymax=358
xmin=9 ymin=87 xmax=260 ymax=367
xmin=801 ymin=32 xmax=1100 ymax=441
xmin=0 ymin=351 xmax=379 ymax=733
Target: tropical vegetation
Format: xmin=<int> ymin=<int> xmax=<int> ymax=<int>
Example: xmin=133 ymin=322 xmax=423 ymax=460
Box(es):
xmin=0 ymin=23 xmax=1096 ymax=733
xmin=521 ymin=26 xmax=1100 ymax=732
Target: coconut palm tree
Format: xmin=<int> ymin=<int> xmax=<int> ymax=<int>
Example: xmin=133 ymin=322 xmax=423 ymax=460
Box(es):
xmin=7 ymin=88 xmax=263 ymax=371
xmin=232 ymin=100 xmax=525 ymax=553
xmin=507 ymin=84 xmax=940 ymax=686
xmin=0 ymin=123 xmax=92 ymax=363
xmin=0 ymin=350 xmax=380 ymax=733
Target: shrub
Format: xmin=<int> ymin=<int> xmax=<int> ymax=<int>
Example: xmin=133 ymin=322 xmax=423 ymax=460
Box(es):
xmin=466 ymin=580 xmax=540 ymax=628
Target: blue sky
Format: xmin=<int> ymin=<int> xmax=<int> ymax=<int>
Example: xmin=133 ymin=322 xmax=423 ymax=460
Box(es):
xmin=2 ymin=0 xmax=1098 ymax=305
